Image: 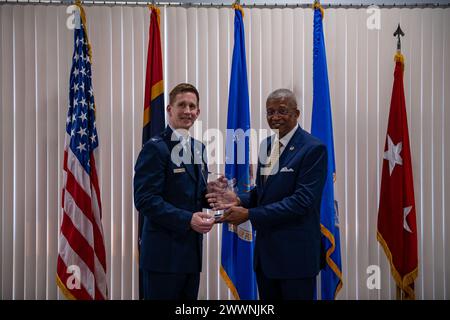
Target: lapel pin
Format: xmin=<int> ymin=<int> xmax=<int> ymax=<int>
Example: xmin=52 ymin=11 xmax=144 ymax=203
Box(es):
xmin=290 ymin=146 xmax=295 ymax=151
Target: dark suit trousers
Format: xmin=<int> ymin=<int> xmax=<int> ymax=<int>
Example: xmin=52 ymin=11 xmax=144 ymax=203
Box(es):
xmin=256 ymin=268 xmax=316 ymax=300
xmin=142 ymin=270 xmax=200 ymax=300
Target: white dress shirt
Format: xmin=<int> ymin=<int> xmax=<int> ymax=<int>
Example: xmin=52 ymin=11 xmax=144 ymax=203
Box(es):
xmin=276 ymin=123 xmax=299 ymax=156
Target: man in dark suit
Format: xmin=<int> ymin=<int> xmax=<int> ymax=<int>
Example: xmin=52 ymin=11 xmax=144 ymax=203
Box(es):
xmin=209 ymin=89 xmax=328 ymax=300
xmin=134 ymin=83 xmax=214 ymax=300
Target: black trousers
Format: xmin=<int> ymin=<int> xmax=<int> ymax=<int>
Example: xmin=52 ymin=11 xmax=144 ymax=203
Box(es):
xmin=256 ymin=268 xmax=316 ymax=300
xmin=142 ymin=270 xmax=200 ymax=300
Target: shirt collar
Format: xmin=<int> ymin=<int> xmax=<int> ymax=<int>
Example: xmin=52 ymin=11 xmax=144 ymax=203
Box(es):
xmin=277 ymin=123 xmax=299 ymax=147
xmin=169 ymin=124 xmax=190 ymax=144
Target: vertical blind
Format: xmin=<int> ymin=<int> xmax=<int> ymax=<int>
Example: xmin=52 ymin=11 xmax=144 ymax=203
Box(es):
xmin=1 ymin=4 xmax=449 ymax=299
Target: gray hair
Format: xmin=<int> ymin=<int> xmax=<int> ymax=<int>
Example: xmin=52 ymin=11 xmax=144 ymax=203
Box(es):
xmin=266 ymin=89 xmax=298 ymax=109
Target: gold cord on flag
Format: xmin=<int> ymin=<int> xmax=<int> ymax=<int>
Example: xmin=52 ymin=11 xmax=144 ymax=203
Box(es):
xmin=377 ymin=231 xmax=418 ymax=299
xmin=75 ymin=0 xmax=92 ymax=61
xmin=148 ymin=4 xmax=161 ymax=28
xmin=219 ymin=266 xmax=241 ymax=300
xmin=232 ymin=3 xmax=244 ymax=17
xmin=395 ymin=51 xmax=405 ymax=72
xmin=313 ymin=1 xmax=324 ymax=19
xmin=56 ymin=276 xmax=76 ymax=300
xmin=320 ymin=224 xmax=343 ymax=298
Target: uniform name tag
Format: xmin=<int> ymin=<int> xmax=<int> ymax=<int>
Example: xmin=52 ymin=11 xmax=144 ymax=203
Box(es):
xmin=173 ymin=168 xmax=186 ymax=174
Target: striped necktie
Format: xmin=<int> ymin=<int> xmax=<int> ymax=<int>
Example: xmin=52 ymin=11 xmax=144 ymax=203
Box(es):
xmin=262 ymin=140 xmax=282 ymax=185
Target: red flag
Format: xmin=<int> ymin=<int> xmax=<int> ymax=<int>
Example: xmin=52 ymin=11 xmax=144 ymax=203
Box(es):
xmin=138 ymin=4 xmax=165 ymax=300
xmin=377 ymin=52 xmax=418 ymax=300
xmin=142 ymin=5 xmax=165 ymax=143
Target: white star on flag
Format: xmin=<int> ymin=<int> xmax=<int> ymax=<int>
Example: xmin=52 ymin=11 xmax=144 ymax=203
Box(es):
xmin=73 ymin=67 xmax=79 ymax=77
xmin=77 ymin=127 xmax=87 ymax=137
xmin=383 ymin=134 xmax=403 ymax=175
xmin=79 ymin=98 xmax=87 ymax=108
xmin=403 ymin=206 xmax=413 ymax=233
xmin=76 ymin=142 xmax=86 ymax=153
xmin=79 ymin=112 xmax=87 ymax=122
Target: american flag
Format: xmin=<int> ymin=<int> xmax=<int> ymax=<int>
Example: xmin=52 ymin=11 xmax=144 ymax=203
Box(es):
xmin=56 ymin=6 xmax=108 ymax=300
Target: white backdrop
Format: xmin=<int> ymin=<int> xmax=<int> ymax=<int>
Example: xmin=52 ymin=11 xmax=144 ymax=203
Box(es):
xmin=1 ymin=4 xmax=449 ymax=300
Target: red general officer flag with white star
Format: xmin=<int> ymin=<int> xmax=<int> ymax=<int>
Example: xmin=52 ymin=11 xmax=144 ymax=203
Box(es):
xmin=377 ymin=52 xmax=418 ymax=300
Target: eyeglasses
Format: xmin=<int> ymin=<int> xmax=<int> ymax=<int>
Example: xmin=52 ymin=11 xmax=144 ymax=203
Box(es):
xmin=266 ymin=109 xmax=292 ymax=117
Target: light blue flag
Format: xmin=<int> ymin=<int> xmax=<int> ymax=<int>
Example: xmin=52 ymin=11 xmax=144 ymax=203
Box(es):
xmin=220 ymin=6 xmax=258 ymax=300
xmin=311 ymin=5 xmax=343 ymax=300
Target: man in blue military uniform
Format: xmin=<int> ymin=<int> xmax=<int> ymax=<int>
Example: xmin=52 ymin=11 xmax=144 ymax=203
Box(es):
xmin=134 ymin=83 xmax=214 ymax=300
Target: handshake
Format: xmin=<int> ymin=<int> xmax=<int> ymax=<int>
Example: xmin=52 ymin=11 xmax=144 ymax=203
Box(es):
xmin=190 ymin=175 xmax=250 ymax=234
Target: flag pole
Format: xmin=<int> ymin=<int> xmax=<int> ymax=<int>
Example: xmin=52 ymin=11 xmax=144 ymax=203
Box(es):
xmin=394 ymin=23 xmax=405 ymax=302
xmin=396 ymin=285 xmax=402 ymax=300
